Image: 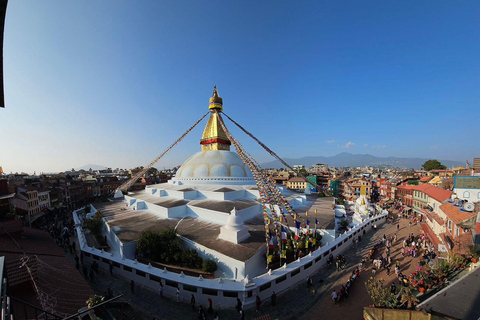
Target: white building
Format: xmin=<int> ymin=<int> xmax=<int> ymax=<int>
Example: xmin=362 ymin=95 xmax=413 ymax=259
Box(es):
xmin=38 ymin=190 xmax=51 ymax=211
xmin=310 ymin=163 xmax=328 ymax=172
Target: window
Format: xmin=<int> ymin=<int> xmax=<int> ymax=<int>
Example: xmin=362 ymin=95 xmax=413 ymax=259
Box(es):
xmin=448 ymin=220 xmax=452 ymax=232
xmin=202 ymin=288 xmax=218 ymax=296
xmin=276 ymin=275 xmax=287 ymax=284
xmin=455 ymin=226 xmax=460 ymax=237
xmin=223 ymin=291 xmax=239 ymax=298
xmin=165 ymin=280 xmax=177 ymax=287
xmin=183 ymin=285 xmax=197 ymax=292
xmin=259 ymin=282 xmax=272 ymax=291
xmin=463 ymin=191 xmax=470 ymax=199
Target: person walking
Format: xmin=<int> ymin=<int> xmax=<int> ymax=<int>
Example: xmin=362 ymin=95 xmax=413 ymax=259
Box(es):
xmin=331 ymin=289 xmax=338 ymax=304
xmin=109 ymin=262 xmax=114 ymax=276
xmin=130 ymin=280 xmax=135 ymax=294
xmin=236 ymin=298 xmax=242 ymax=313
xmin=255 ymin=295 xmax=261 ymax=312
xmin=239 ymin=309 xmax=245 ymax=320
xmin=176 ymin=287 xmax=180 ymax=302
xmin=191 ymin=294 xmax=196 ymax=310
xmin=207 ymin=298 xmax=213 ymax=313
xmin=159 ymin=283 xmax=164 ymax=299
xmin=271 ymin=291 xmax=276 ymax=306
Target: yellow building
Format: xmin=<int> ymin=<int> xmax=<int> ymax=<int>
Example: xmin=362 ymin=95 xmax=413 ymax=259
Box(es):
xmin=287 ymin=177 xmax=307 ymax=190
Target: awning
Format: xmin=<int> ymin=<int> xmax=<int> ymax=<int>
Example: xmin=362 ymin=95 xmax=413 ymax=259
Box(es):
xmin=419 ymin=223 xmax=441 ymax=249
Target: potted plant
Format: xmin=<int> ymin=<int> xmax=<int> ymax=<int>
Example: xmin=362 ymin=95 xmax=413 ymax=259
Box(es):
xmin=467 ymin=246 xmax=479 ymax=263
xmin=472 ymin=253 xmax=479 ymax=264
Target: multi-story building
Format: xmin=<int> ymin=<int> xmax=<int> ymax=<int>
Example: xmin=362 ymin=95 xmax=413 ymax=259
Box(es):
xmin=418 ymin=201 xmax=478 ymax=255
xmin=286 ymin=177 xmax=307 ymax=190
xmin=342 ymin=178 xmax=372 ymax=201
xmin=453 ymin=175 xmax=480 ymax=202
xmin=310 ymin=163 xmax=328 ymax=172
xmin=412 ymin=185 xmax=452 ymax=219
xmin=473 ymin=158 xmax=480 ymax=171
xmin=13 ymin=187 xmax=41 ymax=217
xmin=380 ymin=180 xmax=394 ymax=200
xmin=37 ymin=189 xmax=51 ymax=211
xmin=396 ymin=185 xmax=415 ymax=207
xmin=0 ymin=180 xmax=14 ymax=217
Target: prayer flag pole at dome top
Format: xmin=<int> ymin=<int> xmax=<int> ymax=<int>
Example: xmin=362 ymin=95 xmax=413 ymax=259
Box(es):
xmin=114 ymin=111 xmax=210 ymax=196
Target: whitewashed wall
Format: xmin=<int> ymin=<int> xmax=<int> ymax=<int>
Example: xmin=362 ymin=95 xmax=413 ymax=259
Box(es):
xmin=74 ymin=208 xmax=387 ymax=309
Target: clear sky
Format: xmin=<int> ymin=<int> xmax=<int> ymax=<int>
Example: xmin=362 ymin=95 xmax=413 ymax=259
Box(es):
xmin=2 ymin=1 xmax=479 ymax=174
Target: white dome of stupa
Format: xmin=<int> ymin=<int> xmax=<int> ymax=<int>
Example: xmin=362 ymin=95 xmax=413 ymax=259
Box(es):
xmin=172 ymin=150 xmax=255 ymax=185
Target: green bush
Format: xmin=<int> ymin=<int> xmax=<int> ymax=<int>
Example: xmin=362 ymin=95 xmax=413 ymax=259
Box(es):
xmin=84 ymin=212 xmax=103 ymax=237
xmin=203 ymin=259 xmax=218 ymax=273
xmin=137 ymin=229 xmax=205 ymax=268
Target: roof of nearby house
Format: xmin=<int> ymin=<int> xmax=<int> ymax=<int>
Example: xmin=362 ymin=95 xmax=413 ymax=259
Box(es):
xmin=423 ymin=187 xmax=452 ymax=202
xmin=396 ymin=185 xmax=416 ymax=190
xmin=440 ymin=232 xmax=473 ymax=255
xmin=410 ymin=185 xmax=452 ymax=202
xmin=0 ymin=228 xmax=94 ymax=316
xmin=418 ymin=264 xmax=480 ymax=320
xmin=440 ymin=202 xmax=478 ymax=225
xmin=288 ymin=177 xmax=306 ymax=182
xmin=429 ymin=177 xmax=443 ymax=184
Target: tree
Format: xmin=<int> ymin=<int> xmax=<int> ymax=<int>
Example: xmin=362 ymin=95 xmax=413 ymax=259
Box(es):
xmin=137 ymin=228 xmax=184 ymax=264
xmin=422 ymin=160 xmax=446 ymax=171
xmin=148 ymin=167 xmax=158 ymax=175
xmin=298 ymin=168 xmax=308 ymax=177
xmin=365 ymin=277 xmax=395 ymax=308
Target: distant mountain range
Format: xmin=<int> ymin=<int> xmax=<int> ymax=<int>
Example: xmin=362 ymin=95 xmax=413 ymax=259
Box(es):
xmin=259 ymin=152 xmax=463 ymax=170
xmin=75 ymin=164 xmax=108 ymax=171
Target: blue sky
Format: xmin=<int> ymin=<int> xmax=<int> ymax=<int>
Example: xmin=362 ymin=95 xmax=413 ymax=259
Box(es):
xmin=2 ymin=1 xmax=479 ymax=173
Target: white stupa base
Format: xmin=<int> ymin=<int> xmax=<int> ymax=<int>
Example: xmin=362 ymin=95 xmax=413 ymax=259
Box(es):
xmin=219 ymin=225 xmax=250 ymax=244
xmin=113 ymin=189 xmax=124 ymax=199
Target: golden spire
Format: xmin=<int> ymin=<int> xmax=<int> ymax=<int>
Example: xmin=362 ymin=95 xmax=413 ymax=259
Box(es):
xmin=209 ymin=85 xmax=223 ymax=111
xmin=200 ymin=86 xmax=231 ymax=151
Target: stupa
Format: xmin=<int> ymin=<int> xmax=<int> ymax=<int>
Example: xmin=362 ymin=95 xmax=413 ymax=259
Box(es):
xmin=89 ymin=87 xmax=307 ymax=279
